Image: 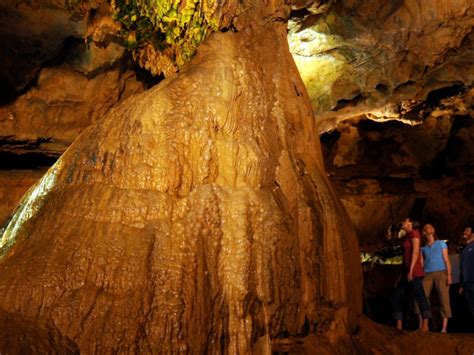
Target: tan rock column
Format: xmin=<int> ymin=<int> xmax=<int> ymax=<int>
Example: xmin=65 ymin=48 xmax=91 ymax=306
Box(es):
xmin=0 ymin=1 xmax=361 ymax=352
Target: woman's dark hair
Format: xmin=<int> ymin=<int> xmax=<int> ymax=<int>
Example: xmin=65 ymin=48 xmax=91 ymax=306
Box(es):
xmin=412 ymin=220 xmax=420 ymax=231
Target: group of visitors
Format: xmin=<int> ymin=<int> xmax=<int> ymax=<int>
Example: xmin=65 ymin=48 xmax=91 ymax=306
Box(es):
xmin=391 ymin=219 xmax=474 ymax=332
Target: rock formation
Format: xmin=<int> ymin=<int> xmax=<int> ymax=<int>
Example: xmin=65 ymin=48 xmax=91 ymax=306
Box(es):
xmin=0 ymin=169 xmax=46 ymax=231
xmin=0 ymin=0 xmax=473 ymax=352
xmin=322 ymin=94 xmax=474 ymax=249
xmin=0 ymin=1 xmax=361 ymax=352
xmin=288 ymin=0 xmax=474 ymax=250
xmin=289 ymin=0 xmax=474 ymax=131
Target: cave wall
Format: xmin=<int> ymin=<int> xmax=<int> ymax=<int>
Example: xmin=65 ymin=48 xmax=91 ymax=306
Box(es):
xmin=0 ymin=169 xmax=46 ymax=230
xmin=2 ymin=0 xmax=473 ymax=243
xmin=0 ymin=0 xmax=472 ymax=352
xmin=289 ymin=0 xmax=474 ymax=133
xmin=322 ymin=108 xmax=474 ymax=249
xmin=0 ymin=0 xmax=145 ymax=156
xmin=0 ymin=1 xmax=363 ymax=352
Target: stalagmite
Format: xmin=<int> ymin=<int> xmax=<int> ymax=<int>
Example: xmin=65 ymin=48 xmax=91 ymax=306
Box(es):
xmin=0 ymin=1 xmax=362 ymax=352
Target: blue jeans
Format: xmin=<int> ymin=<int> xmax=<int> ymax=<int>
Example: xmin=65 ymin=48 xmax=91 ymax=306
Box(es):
xmin=391 ymin=276 xmax=432 ymax=321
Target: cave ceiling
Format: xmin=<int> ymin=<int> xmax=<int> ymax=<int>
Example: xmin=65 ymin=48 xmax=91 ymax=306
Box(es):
xmin=0 ymin=1 xmax=473 ymax=249
xmin=289 ymin=0 xmax=474 ymax=133
xmin=0 ymin=0 xmax=472 ymax=155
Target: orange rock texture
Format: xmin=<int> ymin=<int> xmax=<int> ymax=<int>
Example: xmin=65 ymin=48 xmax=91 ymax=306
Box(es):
xmin=0 ymin=1 xmax=361 ymax=352
xmin=290 ymin=0 xmax=474 ymax=131
xmin=0 ymin=67 xmax=143 ymax=155
xmin=0 ymin=170 xmax=45 ymax=228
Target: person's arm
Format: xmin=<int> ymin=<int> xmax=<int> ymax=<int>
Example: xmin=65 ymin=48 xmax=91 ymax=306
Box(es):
xmin=408 ymin=236 xmax=420 ymax=281
xmin=442 ymin=247 xmax=452 ymax=286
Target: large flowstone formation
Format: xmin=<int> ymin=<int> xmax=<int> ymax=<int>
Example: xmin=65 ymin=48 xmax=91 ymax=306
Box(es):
xmin=0 ymin=2 xmax=361 ymax=352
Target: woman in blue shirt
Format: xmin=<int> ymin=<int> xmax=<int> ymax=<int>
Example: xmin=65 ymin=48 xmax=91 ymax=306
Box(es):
xmin=420 ymin=224 xmax=452 ymax=332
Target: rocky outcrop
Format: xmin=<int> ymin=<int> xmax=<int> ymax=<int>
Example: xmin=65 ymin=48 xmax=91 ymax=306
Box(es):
xmin=0 ymin=65 xmax=143 ymax=156
xmin=289 ymin=0 xmax=474 ymax=132
xmin=322 ymin=112 xmax=474 ymax=249
xmin=0 ymin=1 xmax=362 ymax=352
xmin=0 ymin=0 xmax=146 ymax=156
xmin=0 ymin=0 xmax=103 ymax=98
xmin=0 ymin=169 xmax=46 ymax=229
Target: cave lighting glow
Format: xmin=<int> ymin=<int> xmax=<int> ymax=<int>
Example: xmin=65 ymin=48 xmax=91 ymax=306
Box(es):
xmin=361 ymin=252 xmax=402 ymax=265
xmin=288 ymin=26 xmax=348 ymax=112
xmin=0 ymin=159 xmax=63 ymax=256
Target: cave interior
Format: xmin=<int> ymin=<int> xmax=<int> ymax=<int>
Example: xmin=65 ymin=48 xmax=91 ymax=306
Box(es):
xmin=0 ymin=0 xmax=473 ymax=353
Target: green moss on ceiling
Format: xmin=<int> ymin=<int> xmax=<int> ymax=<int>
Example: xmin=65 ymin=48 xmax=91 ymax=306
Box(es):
xmin=110 ymin=0 xmax=220 ymax=75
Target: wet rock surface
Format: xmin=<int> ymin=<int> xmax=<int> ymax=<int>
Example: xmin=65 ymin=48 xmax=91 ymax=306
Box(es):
xmin=0 ymin=1 xmax=362 ymax=352
xmin=0 ymin=0 xmax=472 ymax=353
xmin=0 ymin=169 xmax=46 ymax=229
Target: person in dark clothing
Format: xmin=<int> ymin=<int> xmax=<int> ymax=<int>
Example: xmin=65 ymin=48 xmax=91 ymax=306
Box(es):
xmin=447 ymin=241 xmax=464 ymax=332
xmin=391 ymin=218 xmax=432 ymax=331
xmin=460 ymin=226 xmax=474 ymax=318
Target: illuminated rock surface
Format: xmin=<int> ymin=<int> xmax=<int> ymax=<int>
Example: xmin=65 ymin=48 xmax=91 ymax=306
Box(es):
xmin=289 ymin=0 xmax=474 ymax=132
xmin=0 ymin=169 xmax=46 ymax=230
xmin=0 ymin=66 xmax=143 ymax=155
xmin=0 ymin=0 xmax=473 ymax=352
xmin=0 ymin=1 xmax=361 ymax=352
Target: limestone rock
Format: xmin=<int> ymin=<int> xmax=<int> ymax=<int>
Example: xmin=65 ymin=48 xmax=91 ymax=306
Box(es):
xmin=289 ymin=0 xmax=474 ymax=132
xmin=0 ymin=3 xmax=362 ymax=352
xmin=0 ymin=0 xmax=99 ymax=96
xmin=71 ymin=42 xmax=125 ymax=76
xmin=0 ymin=170 xmax=45 ymax=229
xmin=0 ymin=66 xmax=143 ymax=155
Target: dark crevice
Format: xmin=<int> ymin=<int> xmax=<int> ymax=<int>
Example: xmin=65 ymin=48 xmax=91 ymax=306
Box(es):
xmin=43 ymin=36 xmax=85 ymax=68
xmin=0 ymin=151 xmax=58 ymax=170
xmin=425 ymin=84 xmax=467 ymax=106
xmin=375 ymin=83 xmax=389 ymax=94
xmin=289 ymin=8 xmax=311 ymax=19
xmin=393 ymin=80 xmax=416 ymax=94
xmin=87 ymin=8 xmax=98 ymax=25
xmin=123 ymin=54 xmax=164 ymax=90
xmin=320 ymin=130 xmax=341 ymax=170
xmin=332 ymin=93 xmax=364 ymax=111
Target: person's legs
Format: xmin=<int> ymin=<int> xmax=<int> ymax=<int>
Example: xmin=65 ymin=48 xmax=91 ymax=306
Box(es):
xmin=441 ymin=318 xmax=448 ymax=333
xmin=417 ymin=273 xmax=434 ymax=328
xmin=434 ymin=271 xmax=451 ymax=332
xmin=464 ymin=283 xmax=474 ymax=318
xmin=391 ymin=280 xmax=408 ymax=329
xmin=412 ymin=277 xmax=432 ymax=331
xmin=448 ymin=283 xmax=461 ymax=332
